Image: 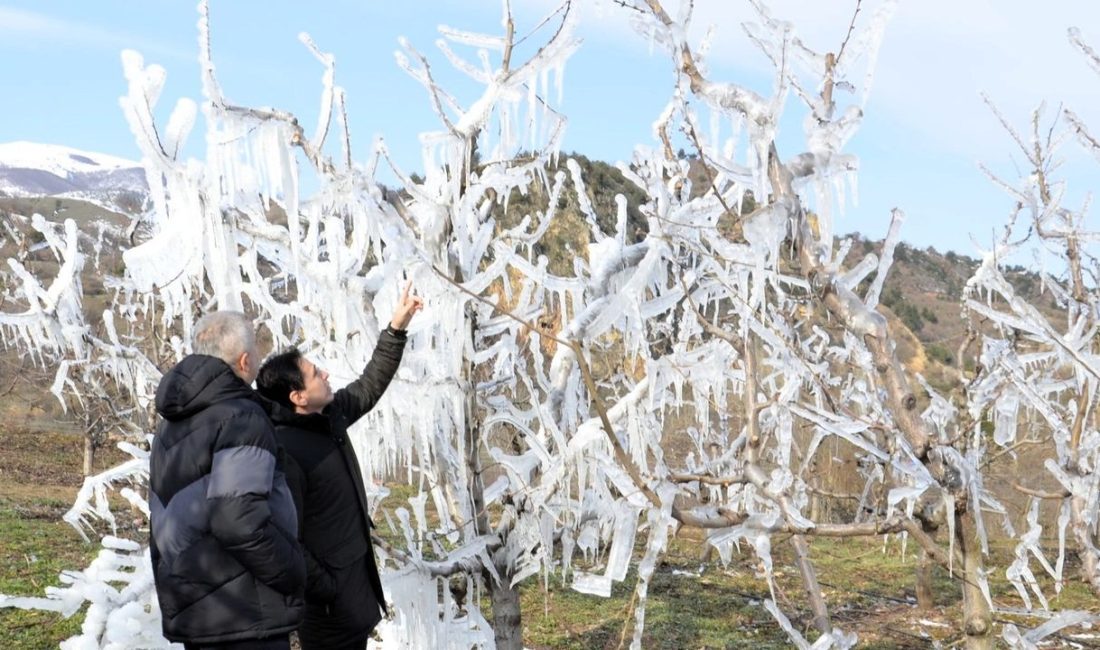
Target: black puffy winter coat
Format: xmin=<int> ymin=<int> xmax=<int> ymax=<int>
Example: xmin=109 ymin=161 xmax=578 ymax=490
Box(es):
xmin=149 ymin=355 xmax=305 ymax=644
xmin=270 ymin=328 xmax=406 ymax=649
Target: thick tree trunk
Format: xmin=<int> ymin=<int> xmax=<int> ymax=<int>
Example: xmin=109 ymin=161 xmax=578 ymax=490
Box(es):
xmin=488 ymin=563 xmax=523 ymax=650
xmin=470 ymin=424 xmax=524 ymax=648
xmin=958 ymin=511 xmax=993 ymax=650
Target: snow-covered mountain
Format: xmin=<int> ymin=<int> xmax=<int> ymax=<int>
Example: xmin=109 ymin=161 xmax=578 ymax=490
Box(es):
xmin=0 ymin=141 xmax=147 ymax=206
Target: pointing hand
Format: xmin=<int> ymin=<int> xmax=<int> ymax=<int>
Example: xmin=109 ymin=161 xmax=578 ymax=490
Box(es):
xmin=390 ymin=280 xmax=424 ymax=331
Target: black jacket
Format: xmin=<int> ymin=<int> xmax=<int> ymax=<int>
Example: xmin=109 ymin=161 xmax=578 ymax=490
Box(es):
xmin=270 ymin=328 xmax=406 ymax=647
xmin=149 ymin=355 xmax=305 ymax=644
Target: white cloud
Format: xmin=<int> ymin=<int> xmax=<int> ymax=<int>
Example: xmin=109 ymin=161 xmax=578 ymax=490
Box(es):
xmin=0 ymin=5 xmax=190 ymax=61
xmin=873 ymin=1 xmax=1100 ymax=154
xmin=518 ymin=0 xmax=1100 ymax=160
xmin=648 ymin=0 xmax=1100 ymax=158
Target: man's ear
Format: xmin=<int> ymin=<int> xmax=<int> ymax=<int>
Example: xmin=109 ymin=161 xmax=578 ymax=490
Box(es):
xmin=290 ymin=389 xmax=307 ymax=408
xmin=236 ymin=350 xmax=251 ymax=375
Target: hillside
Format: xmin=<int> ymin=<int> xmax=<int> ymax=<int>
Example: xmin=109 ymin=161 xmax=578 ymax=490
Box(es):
xmin=488 ymin=155 xmax=1046 ymax=378
xmin=0 ymin=197 xmax=133 ymax=433
xmin=838 ymin=235 xmax=1055 ymax=389
xmin=0 ymin=142 xmax=147 ymax=215
xmin=0 ymin=155 xmax=1055 ymax=432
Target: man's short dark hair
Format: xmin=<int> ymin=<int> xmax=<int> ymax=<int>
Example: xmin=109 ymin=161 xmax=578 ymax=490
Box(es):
xmin=257 ymin=348 xmax=305 ymax=408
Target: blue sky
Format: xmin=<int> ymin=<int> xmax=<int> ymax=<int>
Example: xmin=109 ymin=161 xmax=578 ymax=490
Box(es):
xmin=2 ymin=1 xmax=1099 ymax=256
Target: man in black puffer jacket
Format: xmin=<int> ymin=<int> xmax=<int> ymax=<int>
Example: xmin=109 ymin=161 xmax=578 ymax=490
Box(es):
xmin=150 ymin=311 xmax=305 ymax=650
xmin=256 ymin=282 xmax=422 ymax=650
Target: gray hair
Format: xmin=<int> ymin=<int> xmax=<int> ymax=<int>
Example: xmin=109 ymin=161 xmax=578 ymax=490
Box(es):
xmin=192 ymin=311 xmax=256 ymax=366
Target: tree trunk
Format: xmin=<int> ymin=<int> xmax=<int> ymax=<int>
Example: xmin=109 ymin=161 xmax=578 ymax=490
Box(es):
xmin=487 ymin=561 xmax=523 ymax=650
xmin=790 ymin=534 xmax=831 ymax=636
xmin=1069 ymin=397 xmax=1100 ymax=596
xmin=915 ymin=548 xmax=935 ymax=610
xmin=1069 ymin=496 xmax=1100 ymax=594
xmin=468 ymin=413 xmax=524 ymax=648
xmin=461 ymin=303 xmax=525 ymax=648
xmin=809 ymin=490 xmax=822 ymax=522
xmin=957 ymin=511 xmax=993 ymax=650
xmin=82 ymin=436 xmax=95 ymax=477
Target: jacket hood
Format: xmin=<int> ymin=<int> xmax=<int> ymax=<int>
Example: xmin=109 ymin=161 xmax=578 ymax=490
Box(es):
xmin=155 ymin=354 xmax=256 ymax=421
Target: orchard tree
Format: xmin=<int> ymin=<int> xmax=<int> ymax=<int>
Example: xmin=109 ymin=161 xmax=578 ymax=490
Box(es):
xmin=616 ymin=1 xmax=1100 ymax=648
xmin=3 ymin=1 xmax=1100 ymax=650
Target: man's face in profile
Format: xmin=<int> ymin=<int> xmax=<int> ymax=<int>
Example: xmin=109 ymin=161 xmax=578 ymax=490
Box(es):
xmin=293 ymin=357 xmax=334 ymax=413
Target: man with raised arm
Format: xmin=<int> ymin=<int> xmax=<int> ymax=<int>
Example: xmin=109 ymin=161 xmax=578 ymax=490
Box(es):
xmin=150 ymin=310 xmax=305 ymax=650
xmin=257 ymin=282 xmax=423 ymax=650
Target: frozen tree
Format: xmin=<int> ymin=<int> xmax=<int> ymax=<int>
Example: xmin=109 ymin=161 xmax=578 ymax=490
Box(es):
xmin=6 ymin=1 xmax=1100 ymax=649
xmin=607 ymin=2 xmax=1100 ymax=649
xmin=8 ymin=1 xmax=639 ymax=648
xmin=966 ymin=29 xmax=1100 ymax=646
xmin=0 ymin=211 xmax=158 ymax=472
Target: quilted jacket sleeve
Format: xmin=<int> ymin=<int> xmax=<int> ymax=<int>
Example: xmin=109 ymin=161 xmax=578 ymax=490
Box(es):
xmin=330 ymin=327 xmax=407 ymax=424
xmin=207 ymin=406 xmax=306 ymax=596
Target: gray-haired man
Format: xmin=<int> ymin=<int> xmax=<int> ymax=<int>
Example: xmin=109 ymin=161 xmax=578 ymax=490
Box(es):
xmin=149 ymin=311 xmax=305 ymax=650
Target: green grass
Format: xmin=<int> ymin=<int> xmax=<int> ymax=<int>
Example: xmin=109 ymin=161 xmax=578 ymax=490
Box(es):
xmin=514 ymin=535 xmax=855 ymax=649
xmin=0 ymin=425 xmax=125 ymax=649
xmin=4 ymin=430 xmax=1100 ymax=649
xmin=0 ymin=504 xmax=94 ymax=648
xmin=516 ymin=564 xmax=791 ymax=649
xmin=467 ymin=531 xmax=1100 ymax=649
xmin=371 ymin=469 xmax=1100 ymax=647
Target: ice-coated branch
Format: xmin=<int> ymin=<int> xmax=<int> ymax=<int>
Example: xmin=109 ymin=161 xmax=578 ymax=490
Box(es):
xmin=64 ymin=442 xmax=150 ymax=542
xmin=629 ymin=2 xmax=1004 ymax=639
xmin=298 ymin=32 xmax=338 ymax=155
xmin=395 ymin=39 xmax=462 ymax=137
xmin=669 ymin=472 xmax=746 ymax=486
xmin=834 ymin=0 xmax=864 ymax=67
xmin=1064 ymin=108 xmax=1100 ymax=164
xmin=1069 ymin=27 xmax=1100 ymax=78
xmin=198 ymin=3 xmax=335 ymax=176
xmin=863 ymin=208 xmax=904 ymax=308
xmin=373 ymin=532 xmax=502 ymax=579
xmin=574 ymin=348 xmax=663 ymax=509
xmin=1013 ymin=483 xmax=1070 ymax=500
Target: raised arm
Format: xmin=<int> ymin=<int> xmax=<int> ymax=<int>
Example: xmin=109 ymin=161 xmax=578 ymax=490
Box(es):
xmin=331 ymin=280 xmax=422 ymax=422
